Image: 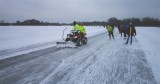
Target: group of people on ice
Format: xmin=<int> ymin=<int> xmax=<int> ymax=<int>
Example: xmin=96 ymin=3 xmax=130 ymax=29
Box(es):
xmin=106 ymin=22 xmax=136 ymax=45
xmin=71 ymin=21 xmax=137 ymax=45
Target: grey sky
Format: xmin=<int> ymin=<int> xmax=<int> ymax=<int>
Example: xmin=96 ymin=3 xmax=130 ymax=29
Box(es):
xmin=0 ymin=0 xmax=160 ymax=23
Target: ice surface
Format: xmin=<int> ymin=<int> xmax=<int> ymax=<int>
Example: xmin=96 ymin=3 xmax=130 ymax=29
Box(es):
xmin=0 ymin=26 xmax=159 ymax=83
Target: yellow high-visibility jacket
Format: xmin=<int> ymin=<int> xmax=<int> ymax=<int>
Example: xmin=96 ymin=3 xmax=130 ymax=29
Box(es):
xmin=73 ymin=24 xmax=80 ymax=31
xmin=79 ymin=26 xmax=86 ymax=33
xmin=107 ymin=26 xmax=113 ymax=32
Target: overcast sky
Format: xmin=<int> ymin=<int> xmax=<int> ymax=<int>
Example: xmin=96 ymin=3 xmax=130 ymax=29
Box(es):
xmin=0 ymin=0 xmax=160 ymax=23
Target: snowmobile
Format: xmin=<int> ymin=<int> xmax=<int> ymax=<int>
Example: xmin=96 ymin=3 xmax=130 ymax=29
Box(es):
xmin=56 ymin=28 xmax=88 ymax=48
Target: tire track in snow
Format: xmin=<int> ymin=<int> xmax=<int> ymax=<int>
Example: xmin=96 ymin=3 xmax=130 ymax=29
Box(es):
xmin=0 ymin=31 xmax=107 ymax=84
xmin=39 ymin=34 xmax=109 ymax=84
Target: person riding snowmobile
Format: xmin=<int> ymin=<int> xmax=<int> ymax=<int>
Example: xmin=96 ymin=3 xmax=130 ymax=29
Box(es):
xmin=79 ymin=22 xmax=86 ymax=38
xmin=73 ymin=21 xmax=80 ymax=31
xmin=72 ymin=21 xmax=87 ymax=46
xmin=73 ymin=21 xmax=86 ymax=38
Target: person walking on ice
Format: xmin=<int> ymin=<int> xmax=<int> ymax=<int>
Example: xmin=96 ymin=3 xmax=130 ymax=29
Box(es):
xmin=125 ymin=22 xmax=136 ymax=45
xmin=106 ymin=24 xmax=114 ymax=39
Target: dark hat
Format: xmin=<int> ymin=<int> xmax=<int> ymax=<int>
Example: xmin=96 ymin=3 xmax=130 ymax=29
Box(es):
xmin=73 ymin=21 xmax=76 ymax=26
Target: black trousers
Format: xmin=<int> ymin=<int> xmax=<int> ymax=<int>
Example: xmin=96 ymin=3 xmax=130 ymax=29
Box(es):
xmin=108 ymin=31 xmax=114 ymax=39
xmin=126 ymin=35 xmax=133 ymax=44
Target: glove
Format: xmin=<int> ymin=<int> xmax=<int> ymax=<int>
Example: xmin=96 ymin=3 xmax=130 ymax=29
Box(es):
xmin=134 ymin=33 xmax=136 ymax=36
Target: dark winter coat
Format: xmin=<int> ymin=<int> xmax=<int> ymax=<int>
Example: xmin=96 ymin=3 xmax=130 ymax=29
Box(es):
xmin=126 ymin=25 xmax=136 ymax=36
xmin=123 ymin=24 xmax=128 ymax=32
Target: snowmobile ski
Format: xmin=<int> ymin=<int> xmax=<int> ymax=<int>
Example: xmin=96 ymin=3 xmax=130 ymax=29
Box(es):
xmin=56 ymin=42 xmax=78 ymax=48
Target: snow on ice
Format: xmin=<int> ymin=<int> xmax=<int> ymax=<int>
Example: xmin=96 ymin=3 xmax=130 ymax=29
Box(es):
xmin=0 ymin=26 xmax=159 ymax=84
xmin=0 ymin=26 xmax=106 ymax=60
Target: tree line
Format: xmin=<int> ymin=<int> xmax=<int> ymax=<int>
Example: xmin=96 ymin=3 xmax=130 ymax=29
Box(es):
xmin=0 ymin=19 xmax=62 ymax=26
xmin=79 ymin=17 xmax=160 ymax=27
xmin=0 ymin=17 xmax=160 ymax=26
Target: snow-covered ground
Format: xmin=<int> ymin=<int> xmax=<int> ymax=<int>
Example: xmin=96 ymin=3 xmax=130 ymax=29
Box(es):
xmin=136 ymin=27 xmax=160 ymax=84
xmin=0 ymin=26 xmax=106 ymax=60
xmin=0 ymin=26 xmax=105 ymax=51
xmin=0 ymin=26 xmax=159 ymax=84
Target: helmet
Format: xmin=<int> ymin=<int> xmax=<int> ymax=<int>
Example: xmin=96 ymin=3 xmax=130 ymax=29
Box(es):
xmin=73 ymin=21 xmax=76 ymax=26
